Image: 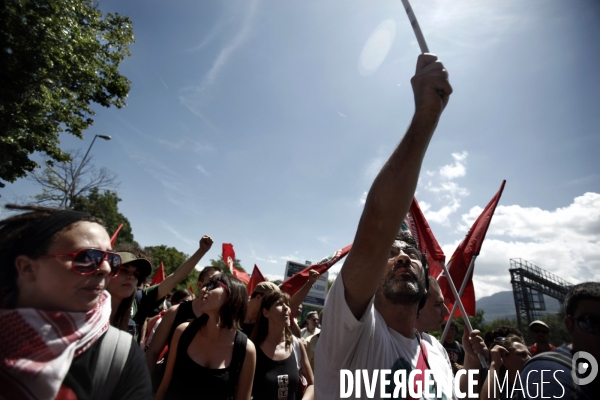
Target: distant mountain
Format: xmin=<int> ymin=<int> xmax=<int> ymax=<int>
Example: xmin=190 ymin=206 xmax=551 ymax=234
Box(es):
xmin=477 ymin=291 xmax=563 ymax=322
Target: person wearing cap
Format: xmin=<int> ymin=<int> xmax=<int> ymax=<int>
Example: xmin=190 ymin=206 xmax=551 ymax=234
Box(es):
xmin=107 ymin=235 xmax=213 ymax=339
xmin=242 ymin=281 xmax=281 ymax=336
xmin=527 ymin=320 xmax=556 ymax=356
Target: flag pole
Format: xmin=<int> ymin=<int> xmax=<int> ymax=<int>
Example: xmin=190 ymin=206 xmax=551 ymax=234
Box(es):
xmin=400 ymin=0 xmax=430 ymax=53
xmin=439 ymin=259 xmax=488 ymax=369
xmin=440 ymin=255 xmax=478 ymax=343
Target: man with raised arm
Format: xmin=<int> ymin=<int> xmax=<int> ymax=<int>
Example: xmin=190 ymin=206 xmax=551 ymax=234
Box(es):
xmin=315 ymin=54 xmax=485 ymax=400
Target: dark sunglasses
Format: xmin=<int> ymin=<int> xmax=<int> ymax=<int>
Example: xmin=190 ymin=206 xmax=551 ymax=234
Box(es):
xmin=570 ymin=314 xmax=600 ymax=335
xmin=203 ymin=280 xmax=229 ymax=293
xmin=39 ymin=248 xmax=121 ymax=277
xmin=531 ymin=328 xmax=549 ymax=334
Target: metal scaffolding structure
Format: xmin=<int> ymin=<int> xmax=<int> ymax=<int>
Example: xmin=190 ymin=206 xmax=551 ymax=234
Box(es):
xmin=509 ymin=258 xmax=573 ymax=338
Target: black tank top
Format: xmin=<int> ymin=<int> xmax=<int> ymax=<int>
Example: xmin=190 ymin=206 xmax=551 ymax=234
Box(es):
xmin=165 ymin=317 xmax=247 ymax=400
xmin=252 ymin=344 xmax=299 ymax=400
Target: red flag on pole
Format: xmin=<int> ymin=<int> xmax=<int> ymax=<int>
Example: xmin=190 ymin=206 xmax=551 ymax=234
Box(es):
xmin=406 ymin=198 xmax=446 ymax=278
xmin=222 ymin=243 xmax=250 ymax=284
xmin=110 ymin=223 xmax=123 ymax=247
xmin=248 ymin=264 xmax=266 ymax=295
xmin=222 ymin=243 xmax=235 ymax=273
xmin=151 ymin=261 xmax=166 ymax=285
xmin=280 ymin=244 xmax=352 ymax=296
xmin=438 ymin=180 xmax=506 ymax=317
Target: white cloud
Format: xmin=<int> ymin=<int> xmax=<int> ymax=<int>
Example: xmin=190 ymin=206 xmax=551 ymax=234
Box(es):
xmin=179 ymin=0 xmax=258 ymax=127
xmin=449 ymin=193 xmax=600 ymax=299
xmin=337 ymin=111 xmax=347 ymax=118
xmin=359 ymin=191 xmax=367 ymax=205
xmin=196 ymin=164 xmax=210 ymax=177
xmin=264 ymin=273 xmax=284 ymax=282
xmin=420 ymin=151 xmax=470 ymax=226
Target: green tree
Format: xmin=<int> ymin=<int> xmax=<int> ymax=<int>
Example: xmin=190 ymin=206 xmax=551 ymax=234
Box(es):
xmin=72 ymin=188 xmax=135 ymax=246
xmin=0 ymin=0 xmax=135 ymax=187
xmin=145 ymin=245 xmax=198 ymax=291
xmin=209 ymin=256 xmax=246 ymax=273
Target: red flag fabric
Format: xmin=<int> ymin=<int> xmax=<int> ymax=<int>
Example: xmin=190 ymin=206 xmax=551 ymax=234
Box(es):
xmin=188 ymin=285 xmax=195 ymax=297
xmin=406 ymin=198 xmax=446 ymax=278
xmin=438 ymin=180 xmax=506 ymax=317
xmin=151 ymin=261 xmax=166 ymax=285
xmin=110 ymin=223 xmax=123 ymax=247
xmin=280 ymin=244 xmax=352 ymax=296
xmin=248 ymin=265 xmax=266 ymax=296
xmin=233 ymin=267 xmax=250 ymax=284
xmin=222 ymin=243 xmax=235 ymax=273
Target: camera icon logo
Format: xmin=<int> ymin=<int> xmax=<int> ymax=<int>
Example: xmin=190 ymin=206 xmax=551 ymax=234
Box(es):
xmin=571 ymin=351 xmax=598 ymax=386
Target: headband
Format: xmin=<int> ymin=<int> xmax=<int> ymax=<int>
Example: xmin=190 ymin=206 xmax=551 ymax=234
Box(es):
xmin=15 ymin=210 xmax=91 ymax=256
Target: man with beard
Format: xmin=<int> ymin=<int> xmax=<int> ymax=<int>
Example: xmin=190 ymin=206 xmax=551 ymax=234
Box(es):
xmin=315 ymin=54 xmax=485 ymax=399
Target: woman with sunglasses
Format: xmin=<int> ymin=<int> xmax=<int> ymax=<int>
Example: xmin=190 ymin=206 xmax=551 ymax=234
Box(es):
xmin=251 ymin=291 xmax=314 ymax=400
xmin=0 ymin=204 xmax=152 ymax=399
xmin=155 ymin=273 xmax=256 ymax=400
xmin=480 ymin=333 xmax=531 ymax=400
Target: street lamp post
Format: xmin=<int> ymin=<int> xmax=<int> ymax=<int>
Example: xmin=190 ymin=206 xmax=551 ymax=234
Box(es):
xmin=61 ymin=134 xmax=112 ymax=209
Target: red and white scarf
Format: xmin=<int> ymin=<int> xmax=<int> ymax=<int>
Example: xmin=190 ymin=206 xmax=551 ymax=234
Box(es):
xmin=0 ymin=291 xmax=111 ymax=400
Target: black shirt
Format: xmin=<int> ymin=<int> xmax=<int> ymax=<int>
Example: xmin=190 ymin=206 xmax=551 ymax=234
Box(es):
xmin=252 ymin=345 xmax=299 ymax=400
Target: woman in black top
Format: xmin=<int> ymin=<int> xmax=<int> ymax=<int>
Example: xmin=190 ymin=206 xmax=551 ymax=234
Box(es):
xmin=251 ymin=291 xmax=314 ymax=400
xmin=0 ymin=205 xmax=152 ymax=400
xmin=155 ymin=273 xmax=256 ymax=400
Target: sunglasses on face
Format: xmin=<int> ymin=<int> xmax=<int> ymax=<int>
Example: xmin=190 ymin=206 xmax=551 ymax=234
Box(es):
xmin=203 ymin=280 xmax=229 ymax=293
xmin=570 ymin=314 xmax=600 ymax=335
xmin=38 ymin=248 xmax=122 ymax=277
xmin=531 ymin=328 xmax=549 ymax=334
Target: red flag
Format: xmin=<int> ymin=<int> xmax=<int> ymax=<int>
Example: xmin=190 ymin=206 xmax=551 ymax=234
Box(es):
xmin=189 ymin=285 xmax=195 ymax=297
xmin=222 ymin=243 xmax=235 ymax=273
xmin=438 ymin=180 xmax=506 ymax=317
xmin=110 ymin=223 xmax=123 ymax=247
xmin=406 ymin=198 xmax=446 ymax=278
xmin=248 ymin=264 xmax=266 ymax=295
xmin=280 ymin=244 xmax=352 ymax=296
xmin=233 ymin=268 xmax=250 ymax=284
xmin=151 ymin=261 xmax=166 ymax=285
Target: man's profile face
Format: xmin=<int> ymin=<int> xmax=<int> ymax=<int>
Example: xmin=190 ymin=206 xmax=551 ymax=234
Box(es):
xmin=566 ymin=299 xmax=600 ymax=360
xmin=380 ymin=240 xmax=426 ymax=306
xmin=418 ymin=284 xmax=449 ymax=332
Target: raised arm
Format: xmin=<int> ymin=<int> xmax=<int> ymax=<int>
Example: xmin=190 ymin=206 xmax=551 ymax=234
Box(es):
xmin=156 ymin=235 xmax=213 ymax=300
xmin=341 ymin=54 xmax=452 ymax=319
xmin=290 ymin=270 xmax=320 ymax=313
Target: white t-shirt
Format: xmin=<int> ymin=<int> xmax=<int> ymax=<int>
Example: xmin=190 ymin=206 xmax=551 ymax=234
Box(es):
xmin=315 ymin=273 xmax=456 ymax=400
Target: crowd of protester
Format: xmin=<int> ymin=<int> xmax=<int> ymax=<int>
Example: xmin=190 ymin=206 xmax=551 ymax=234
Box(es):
xmin=1 ymin=53 xmax=598 ymax=400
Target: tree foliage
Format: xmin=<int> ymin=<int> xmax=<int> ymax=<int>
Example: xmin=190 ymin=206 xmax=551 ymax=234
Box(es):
xmin=0 ymin=0 xmax=134 ymax=187
xmin=145 ymin=245 xmax=199 ymax=291
xmin=29 ymin=149 xmax=118 ymax=208
xmin=72 ymin=188 xmax=135 ymax=246
xmin=210 ymin=256 xmax=246 ymax=273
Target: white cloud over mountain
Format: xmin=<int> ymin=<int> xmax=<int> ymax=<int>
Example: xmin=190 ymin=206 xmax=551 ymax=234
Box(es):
xmin=447 ymin=192 xmax=600 ymax=299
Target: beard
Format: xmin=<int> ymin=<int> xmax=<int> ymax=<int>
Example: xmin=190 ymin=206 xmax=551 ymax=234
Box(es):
xmin=379 ymin=264 xmax=426 ymax=306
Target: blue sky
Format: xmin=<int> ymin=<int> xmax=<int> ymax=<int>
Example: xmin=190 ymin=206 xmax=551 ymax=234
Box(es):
xmin=3 ymin=0 xmax=599 ymax=298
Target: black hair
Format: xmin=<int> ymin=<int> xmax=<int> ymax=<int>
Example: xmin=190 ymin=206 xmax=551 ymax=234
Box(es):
xmin=484 ymin=325 xmax=524 ymax=348
xmin=211 ymin=273 xmax=247 ymax=330
xmin=198 ymin=266 xmax=221 ymax=283
xmin=171 ymin=289 xmax=193 ymax=305
xmin=564 ymin=282 xmax=600 ymax=317
xmin=0 ymin=204 xmax=103 ymax=308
